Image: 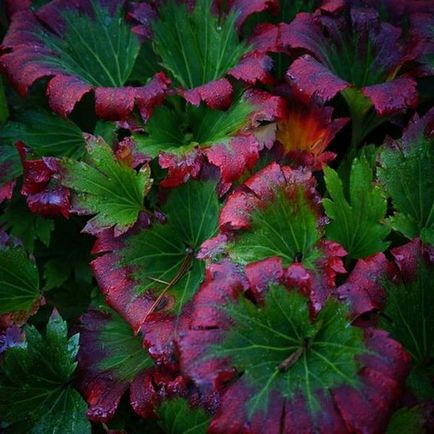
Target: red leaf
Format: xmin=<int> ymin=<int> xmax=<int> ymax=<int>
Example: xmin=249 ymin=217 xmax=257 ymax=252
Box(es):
xmin=287 ymin=55 xmax=350 ymax=102
xmin=18 ymin=144 xmax=70 ymax=218
xmin=362 ymin=77 xmax=419 ymax=116
xmin=182 ymin=78 xmax=233 ymax=111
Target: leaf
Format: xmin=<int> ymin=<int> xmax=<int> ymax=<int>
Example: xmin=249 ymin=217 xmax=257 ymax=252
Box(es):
xmin=0 ymin=76 xmax=9 ymax=124
xmin=118 ymin=180 xmax=219 ymax=321
xmin=222 ymin=163 xmax=321 ymax=268
xmin=323 ymin=156 xmax=391 ymax=259
xmin=181 ymin=279 xmax=410 ymax=432
xmin=0 ymin=196 xmax=54 ymax=252
xmin=133 ymin=90 xmax=283 ymax=186
xmin=338 ymin=239 xmax=434 ymax=400
xmin=386 ymin=407 xmax=425 ymax=434
xmin=152 ymin=0 xmax=248 ymax=89
xmin=275 ymin=92 xmax=347 ymax=169
xmin=0 ymin=106 xmax=86 ymax=159
xmin=0 ymin=310 xmax=91 ymax=433
xmin=378 ymin=109 xmax=434 ymax=245
xmin=378 ymin=241 xmax=434 ymax=398
xmin=157 ymin=398 xmax=210 ymax=434
xmin=134 ymin=96 xmax=253 ymax=158
xmin=61 ymin=136 xmax=153 ymax=235
xmin=1 ymin=1 xmax=169 ymax=120
xmin=285 ymin=10 xmax=418 ymax=120
xmin=211 ymin=162 xmax=347 ymax=312
xmin=78 ymin=307 xmax=170 ymax=422
xmin=0 ymin=143 xmax=21 ymax=185
xmin=0 ymin=244 xmax=40 ymax=316
xmin=41 ymin=219 xmax=93 ymax=290
xmin=41 ymin=1 xmax=140 ymax=88
xmin=228 ymin=187 xmax=321 ymax=267
xmin=379 ymin=261 xmax=434 ymax=364
xmin=216 ymin=287 xmax=364 ymax=413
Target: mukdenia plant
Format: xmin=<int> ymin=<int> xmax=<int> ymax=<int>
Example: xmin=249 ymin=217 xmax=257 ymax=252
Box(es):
xmin=0 ymin=0 xmax=433 ymax=433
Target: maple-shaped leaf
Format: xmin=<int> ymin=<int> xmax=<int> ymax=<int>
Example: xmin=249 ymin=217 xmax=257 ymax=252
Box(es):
xmin=0 ymin=0 xmax=169 ymax=120
xmin=180 ymin=280 xmax=410 ymax=433
xmin=156 ymin=398 xmax=211 ymax=434
xmin=323 ymin=156 xmax=391 ymax=259
xmin=244 ymin=0 xmax=344 ymax=67
xmin=61 ymin=136 xmax=152 ymax=236
xmin=378 ymin=240 xmax=434 ymax=399
xmin=92 ymin=180 xmax=219 ymax=337
xmin=284 ymin=8 xmax=419 ymax=146
xmin=0 ymin=310 xmax=91 ymax=433
xmin=0 ymin=195 xmax=54 ymax=252
xmin=133 ymin=90 xmax=284 ymax=187
xmin=337 ymin=238 xmax=434 ymax=398
xmin=0 ymin=242 xmax=41 ymax=324
xmin=78 ymin=306 xmax=186 ymax=422
xmin=208 ymin=162 xmax=346 ymax=311
xmin=378 ymin=108 xmax=434 ymax=245
xmin=146 ymin=0 xmax=274 ymax=109
xmin=0 ymin=105 xmax=86 ymax=159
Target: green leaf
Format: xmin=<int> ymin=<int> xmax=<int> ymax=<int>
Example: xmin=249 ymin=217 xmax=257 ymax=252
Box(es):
xmin=40 ymin=219 xmax=93 ymax=290
xmin=227 ymin=188 xmax=321 ymax=268
xmin=0 ymin=245 xmax=40 ymax=316
xmin=323 ymin=157 xmax=390 ymax=259
xmin=61 ymin=136 xmax=152 ymax=234
xmin=0 ymin=143 xmax=21 ymax=185
xmin=95 ymin=308 xmax=153 ymax=382
xmin=152 ymin=0 xmax=249 ymax=88
xmin=119 ymin=180 xmax=219 ymax=317
xmin=0 ymin=197 xmax=54 ymax=252
xmin=379 ymin=261 xmax=434 ymax=398
xmin=0 ymin=76 xmax=9 ymax=124
xmin=210 ymin=286 xmax=366 ymax=416
xmin=134 ymin=95 xmax=253 ymax=158
xmin=0 ymin=311 xmax=91 ymax=433
xmin=0 ymin=106 xmax=86 ymax=159
xmin=378 ymin=134 xmax=434 ymax=244
xmin=41 ymin=1 xmax=140 ymax=87
xmin=157 ymin=398 xmax=210 ymax=434
xmin=94 ymin=120 xmax=117 ymax=146
xmin=386 ymin=407 xmax=425 ymax=434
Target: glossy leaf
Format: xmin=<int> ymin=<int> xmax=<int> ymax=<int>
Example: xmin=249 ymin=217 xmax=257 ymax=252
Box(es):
xmin=40 ymin=2 xmax=140 ymax=88
xmin=228 ymin=187 xmax=321 ymax=267
xmin=0 ymin=0 xmax=169 ymax=120
xmin=181 ymin=280 xmax=410 ymax=432
xmin=153 ymin=0 xmax=248 ymax=89
xmin=61 ymin=136 xmax=152 ymax=235
xmin=118 ymin=180 xmax=219 ymax=321
xmin=78 ymin=307 xmax=153 ymax=422
xmin=135 ymin=96 xmax=253 ymax=158
xmin=212 ymin=286 xmax=365 ymax=413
